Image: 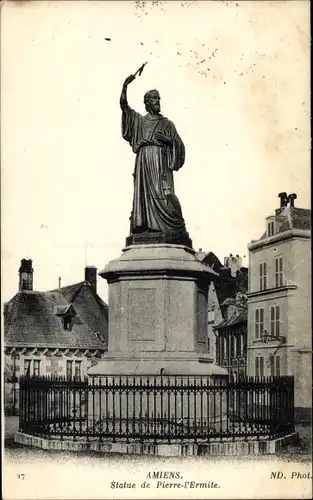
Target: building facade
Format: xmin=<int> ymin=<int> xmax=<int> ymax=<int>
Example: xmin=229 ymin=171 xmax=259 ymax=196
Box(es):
xmin=213 ymin=255 xmax=248 ymax=378
xmin=215 ymin=303 xmax=247 ymax=380
xmin=196 ymin=251 xmax=248 ymax=372
xmin=4 ymin=259 xmax=108 ymax=413
xmin=247 ymin=193 xmax=311 ymax=422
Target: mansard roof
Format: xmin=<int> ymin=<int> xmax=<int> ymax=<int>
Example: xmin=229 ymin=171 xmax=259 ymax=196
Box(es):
xmin=4 ymin=280 xmax=108 ymax=349
xmin=259 ymin=207 xmax=311 ymax=240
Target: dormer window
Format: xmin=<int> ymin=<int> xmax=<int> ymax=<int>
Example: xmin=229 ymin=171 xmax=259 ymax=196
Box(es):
xmin=55 ymin=303 xmax=76 ymax=331
xmin=267 ymin=219 xmax=275 ymax=237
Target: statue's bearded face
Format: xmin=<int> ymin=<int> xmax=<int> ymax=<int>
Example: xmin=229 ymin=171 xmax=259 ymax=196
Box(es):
xmin=144 ymin=90 xmax=161 ymax=114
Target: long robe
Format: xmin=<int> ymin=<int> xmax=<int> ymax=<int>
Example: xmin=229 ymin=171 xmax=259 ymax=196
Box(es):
xmin=122 ymin=105 xmax=187 ymax=234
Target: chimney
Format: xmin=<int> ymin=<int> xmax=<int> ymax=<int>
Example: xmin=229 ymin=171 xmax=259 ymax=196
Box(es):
xmin=19 ymin=259 xmax=33 ymax=291
xmin=288 ymin=193 xmax=297 ymax=207
xmin=85 ymin=266 xmax=97 ymax=293
xmin=58 ymin=277 xmax=62 ymax=289
xmin=224 ymin=254 xmax=242 ymax=277
xmin=278 ymin=192 xmax=288 ymax=208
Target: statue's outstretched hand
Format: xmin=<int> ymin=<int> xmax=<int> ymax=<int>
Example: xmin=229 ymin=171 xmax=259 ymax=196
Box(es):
xmin=155 ymin=130 xmax=172 ymax=145
xmin=123 ymin=75 xmax=136 ymax=87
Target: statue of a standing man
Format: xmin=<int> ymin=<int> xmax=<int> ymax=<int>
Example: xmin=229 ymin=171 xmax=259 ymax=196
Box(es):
xmin=120 ymin=74 xmax=190 ymax=243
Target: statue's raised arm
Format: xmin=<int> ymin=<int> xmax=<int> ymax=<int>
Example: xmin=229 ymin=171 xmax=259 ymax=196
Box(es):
xmin=120 ymin=74 xmax=135 ymax=110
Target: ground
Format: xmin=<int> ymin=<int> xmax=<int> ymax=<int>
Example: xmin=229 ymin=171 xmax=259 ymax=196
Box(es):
xmin=4 ymin=415 xmax=312 ymax=463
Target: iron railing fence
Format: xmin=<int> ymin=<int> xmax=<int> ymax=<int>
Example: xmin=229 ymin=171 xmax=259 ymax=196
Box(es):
xmin=19 ymin=375 xmax=294 ymax=444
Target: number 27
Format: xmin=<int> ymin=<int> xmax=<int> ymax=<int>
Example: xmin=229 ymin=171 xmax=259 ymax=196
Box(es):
xmin=17 ymin=474 xmax=25 ymax=480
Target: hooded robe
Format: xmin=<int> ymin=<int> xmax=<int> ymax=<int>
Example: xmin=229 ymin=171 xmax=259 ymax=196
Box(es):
xmin=122 ymin=105 xmax=187 ymax=234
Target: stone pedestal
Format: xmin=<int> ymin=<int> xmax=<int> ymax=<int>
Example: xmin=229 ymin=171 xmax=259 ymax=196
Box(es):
xmin=88 ymin=244 xmax=227 ymax=377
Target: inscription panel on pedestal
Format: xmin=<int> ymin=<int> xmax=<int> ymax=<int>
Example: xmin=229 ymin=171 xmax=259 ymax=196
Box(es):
xmin=127 ymin=288 xmax=156 ymax=341
xmin=197 ymin=289 xmax=207 ymax=344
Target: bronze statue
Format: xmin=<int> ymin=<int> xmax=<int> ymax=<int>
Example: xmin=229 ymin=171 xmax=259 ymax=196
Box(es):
xmin=120 ymin=69 xmax=190 ymax=245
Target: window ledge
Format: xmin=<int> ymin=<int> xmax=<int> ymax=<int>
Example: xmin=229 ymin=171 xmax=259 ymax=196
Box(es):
xmin=252 ymin=339 xmax=283 ymax=344
xmin=251 ymin=335 xmax=286 ymax=346
xmin=248 ymin=284 xmax=297 ymax=298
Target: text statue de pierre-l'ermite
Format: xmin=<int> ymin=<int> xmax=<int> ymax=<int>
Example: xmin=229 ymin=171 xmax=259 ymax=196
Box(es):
xmin=120 ymin=66 xmax=191 ymax=247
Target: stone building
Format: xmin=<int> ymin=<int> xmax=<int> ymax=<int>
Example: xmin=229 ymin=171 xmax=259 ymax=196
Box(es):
xmin=196 ymin=251 xmax=248 ymax=372
xmin=246 ymin=193 xmax=311 ymax=422
xmin=215 ymin=302 xmax=247 ymax=380
xmin=213 ymin=255 xmax=248 ymax=378
xmin=196 ymin=251 xmax=223 ymax=363
xmin=4 ymin=259 xmax=108 ymax=413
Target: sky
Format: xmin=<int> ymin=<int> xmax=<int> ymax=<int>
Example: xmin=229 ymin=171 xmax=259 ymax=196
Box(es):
xmin=1 ymin=0 xmax=310 ymax=304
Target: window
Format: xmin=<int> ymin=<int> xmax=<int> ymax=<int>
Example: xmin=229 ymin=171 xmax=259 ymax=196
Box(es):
xmin=270 ymin=355 xmax=274 ymax=376
xmin=270 ymin=305 xmax=281 ymax=337
xmin=233 ymin=336 xmax=236 ymax=357
xmin=237 ymin=335 xmax=241 ymax=357
xmin=207 ymin=337 xmax=210 ymax=352
xmin=24 ymin=359 xmax=31 ymax=376
xmin=255 ymin=356 xmax=264 ymax=377
xmin=259 ymin=262 xmax=267 ymax=290
xmin=74 ymin=361 xmax=82 ymax=379
xmin=270 ymin=355 xmax=281 ymax=376
xmin=63 ymin=315 xmax=72 ymax=331
xmin=267 ymin=220 xmax=275 ymax=236
xmin=66 ymin=360 xmax=82 ymax=379
xmin=66 ymin=360 xmax=73 ymax=379
xmin=33 ymin=360 xmax=41 ymax=377
xmin=24 ymin=359 xmax=40 ymax=376
xmin=275 ymin=256 xmax=284 ymax=287
xmin=260 ymin=357 xmax=264 ymax=376
xmin=255 ymin=308 xmax=264 ymax=339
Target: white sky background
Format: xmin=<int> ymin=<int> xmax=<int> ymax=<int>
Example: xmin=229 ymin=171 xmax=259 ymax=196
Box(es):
xmin=1 ymin=0 xmax=310 ymax=304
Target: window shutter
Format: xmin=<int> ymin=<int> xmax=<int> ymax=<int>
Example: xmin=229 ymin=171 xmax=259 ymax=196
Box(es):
xmin=260 ymin=308 xmax=264 ymax=334
xmin=275 ymin=356 xmax=281 ymax=376
xmin=255 ymin=309 xmax=259 ymax=338
xmin=276 ymin=306 xmax=280 ymax=336
xmin=270 ymin=306 xmax=275 ymax=336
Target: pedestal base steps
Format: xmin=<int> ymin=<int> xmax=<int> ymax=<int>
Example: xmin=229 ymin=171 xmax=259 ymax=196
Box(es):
xmin=87 ymin=357 xmax=227 ymax=376
xmin=14 ymin=431 xmax=299 ymax=457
